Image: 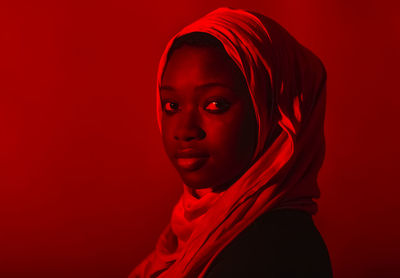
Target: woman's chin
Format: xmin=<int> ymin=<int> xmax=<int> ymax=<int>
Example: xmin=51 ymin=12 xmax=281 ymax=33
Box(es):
xmin=180 ymin=177 xmax=212 ymax=189
xmin=178 ymin=172 xmax=216 ymax=189
xmin=179 ymin=174 xmax=231 ymax=193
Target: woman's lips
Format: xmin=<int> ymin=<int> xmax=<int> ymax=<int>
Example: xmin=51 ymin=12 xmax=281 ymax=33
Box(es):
xmin=176 ymin=157 xmax=209 ymax=171
xmin=175 ymin=149 xmax=209 ymax=171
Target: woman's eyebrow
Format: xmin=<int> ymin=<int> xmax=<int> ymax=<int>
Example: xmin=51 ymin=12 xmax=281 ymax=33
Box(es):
xmin=195 ymin=82 xmax=234 ymax=92
xmin=159 ymin=85 xmax=175 ymax=92
xmin=160 ymin=82 xmax=234 ymax=93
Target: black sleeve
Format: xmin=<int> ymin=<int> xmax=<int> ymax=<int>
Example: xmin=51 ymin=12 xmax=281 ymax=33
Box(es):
xmin=203 ymin=209 xmax=333 ymax=278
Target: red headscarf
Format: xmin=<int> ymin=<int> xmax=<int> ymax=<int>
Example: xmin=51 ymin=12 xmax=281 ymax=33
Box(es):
xmin=130 ymin=6 xmax=327 ymax=278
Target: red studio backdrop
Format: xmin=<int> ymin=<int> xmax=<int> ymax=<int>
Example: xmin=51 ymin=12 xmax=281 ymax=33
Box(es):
xmin=1 ymin=1 xmax=399 ymax=278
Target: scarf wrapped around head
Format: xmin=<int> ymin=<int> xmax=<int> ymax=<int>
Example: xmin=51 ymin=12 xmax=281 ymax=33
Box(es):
xmin=130 ymin=6 xmax=327 ymax=278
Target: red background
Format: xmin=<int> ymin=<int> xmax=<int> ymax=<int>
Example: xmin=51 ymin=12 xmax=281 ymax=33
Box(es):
xmin=1 ymin=1 xmax=399 ymax=277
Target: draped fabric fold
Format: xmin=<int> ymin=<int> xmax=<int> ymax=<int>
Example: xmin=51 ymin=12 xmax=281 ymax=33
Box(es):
xmin=129 ymin=6 xmax=327 ymax=278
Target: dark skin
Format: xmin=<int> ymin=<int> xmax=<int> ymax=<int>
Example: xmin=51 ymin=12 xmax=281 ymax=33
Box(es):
xmin=160 ymin=45 xmax=260 ymax=197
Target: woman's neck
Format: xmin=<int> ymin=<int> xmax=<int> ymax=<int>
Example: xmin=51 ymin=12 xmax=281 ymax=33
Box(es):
xmin=191 ymin=187 xmax=214 ymax=199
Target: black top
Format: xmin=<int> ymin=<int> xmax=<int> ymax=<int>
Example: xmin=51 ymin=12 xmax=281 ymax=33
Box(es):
xmin=203 ymin=209 xmax=332 ymax=278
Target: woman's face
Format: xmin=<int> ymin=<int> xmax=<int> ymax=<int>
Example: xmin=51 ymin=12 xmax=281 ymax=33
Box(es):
xmin=160 ymin=44 xmax=258 ymax=191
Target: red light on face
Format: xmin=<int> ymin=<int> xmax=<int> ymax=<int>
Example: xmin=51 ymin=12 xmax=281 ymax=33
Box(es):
xmin=160 ymin=45 xmax=260 ymax=191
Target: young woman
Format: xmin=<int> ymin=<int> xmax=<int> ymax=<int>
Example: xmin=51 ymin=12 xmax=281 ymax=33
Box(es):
xmin=129 ymin=7 xmax=332 ymax=278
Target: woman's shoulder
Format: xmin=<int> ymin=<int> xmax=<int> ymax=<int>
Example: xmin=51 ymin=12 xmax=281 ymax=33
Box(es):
xmin=204 ymin=209 xmax=333 ymax=278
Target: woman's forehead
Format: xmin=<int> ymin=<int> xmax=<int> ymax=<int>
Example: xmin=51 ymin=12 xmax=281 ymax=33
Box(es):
xmin=161 ymin=45 xmax=247 ymax=92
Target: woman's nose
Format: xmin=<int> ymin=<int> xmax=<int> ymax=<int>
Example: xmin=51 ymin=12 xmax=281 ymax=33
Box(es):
xmin=173 ymin=110 xmax=206 ymax=142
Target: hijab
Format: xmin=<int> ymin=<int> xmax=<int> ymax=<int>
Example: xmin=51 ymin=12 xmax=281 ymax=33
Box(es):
xmin=129 ymin=6 xmax=327 ymax=278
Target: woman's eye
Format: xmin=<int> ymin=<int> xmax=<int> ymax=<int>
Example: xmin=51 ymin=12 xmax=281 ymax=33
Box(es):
xmin=204 ymin=100 xmax=230 ymax=113
xmin=164 ymin=101 xmax=179 ymax=113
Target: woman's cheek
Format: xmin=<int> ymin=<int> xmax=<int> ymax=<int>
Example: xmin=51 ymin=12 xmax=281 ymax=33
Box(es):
xmin=161 ymin=120 xmax=176 ymax=158
xmin=205 ymin=115 xmax=246 ymax=156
